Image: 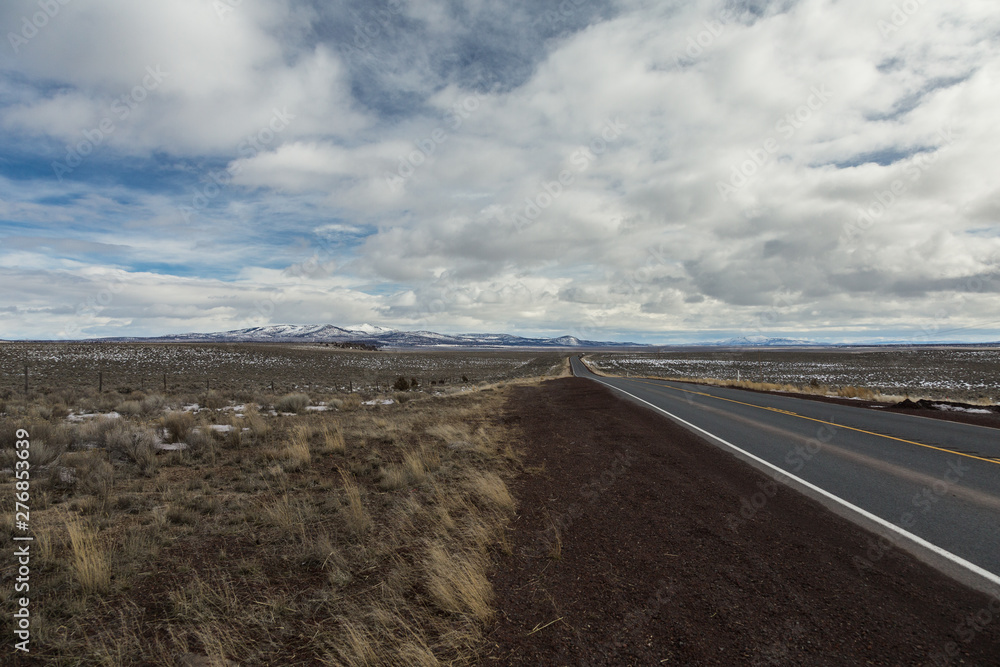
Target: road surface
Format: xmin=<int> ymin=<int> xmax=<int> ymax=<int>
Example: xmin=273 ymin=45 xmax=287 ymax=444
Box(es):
xmin=571 ymin=356 xmax=1000 ymax=587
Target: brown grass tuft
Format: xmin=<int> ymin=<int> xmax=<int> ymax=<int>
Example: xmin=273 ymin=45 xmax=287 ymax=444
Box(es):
xmin=339 ymin=470 xmax=370 ymax=535
xmin=66 ymin=517 xmax=111 ymax=594
xmin=319 ymin=425 xmax=346 ymax=455
xmin=423 ymin=542 xmax=493 ymax=622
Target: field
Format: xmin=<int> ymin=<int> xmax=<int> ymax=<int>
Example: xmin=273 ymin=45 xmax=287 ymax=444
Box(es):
xmin=0 ymin=344 xmax=567 ymax=665
xmin=588 ymin=346 xmax=1000 ymax=404
xmin=0 ymin=343 xmax=566 ymax=397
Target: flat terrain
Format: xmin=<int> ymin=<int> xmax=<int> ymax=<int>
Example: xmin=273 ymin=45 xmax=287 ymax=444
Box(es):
xmin=484 ymin=378 xmax=1000 ymax=665
xmin=0 ymin=343 xmax=566 ymax=396
xmin=589 ymin=347 xmax=1000 ymax=403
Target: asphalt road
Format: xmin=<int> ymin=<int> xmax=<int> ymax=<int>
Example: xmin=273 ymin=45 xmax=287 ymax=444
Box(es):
xmin=571 ymin=356 xmax=1000 ymax=581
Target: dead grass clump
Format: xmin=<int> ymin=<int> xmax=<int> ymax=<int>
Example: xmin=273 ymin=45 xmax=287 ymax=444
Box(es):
xmin=318 ymin=425 xmax=346 ymax=455
xmin=162 ymin=411 xmax=195 ymax=442
xmin=402 ymin=450 xmax=429 ymax=485
xmin=423 ymin=543 xmax=493 ymax=622
xmin=837 ymin=385 xmax=876 ymax=400
xmin=73 ymin=417 xmax=119 ymax=447
xmin=339 ymin=394 xmax=362 ymax=411
xmin=141 ymin=393 xmax=167 ymax=415
xmin=66 ymin=517 xmax=111 ymax=594
xmin=340 ymin=470 xmax=370 ymax=535
xmin=244 ymin=405 xmax=272 ymax=441
xmin=57 ymin=450 xmax=114 ymax=497
xmin=202 ymin=390 xmax=227 ymax=410
xmin=28 ymin=437 xmax=65 ymax=469
xmin=426 ymin=423 xmax=472 ymax=449
xmin=105 ymin=421 xmax=158 ymax=476
xmin=115 ymin=400 xmax=143 ymax=417
xmin=275 ymin=393 xmax=310 ymax=414
xmin=468 ymin=471 xmax=515 ymax=513
xmin=277 ymin=426 xmax=312 ymax=471
xmin=378 ymin=465 xmax=408 ymax=491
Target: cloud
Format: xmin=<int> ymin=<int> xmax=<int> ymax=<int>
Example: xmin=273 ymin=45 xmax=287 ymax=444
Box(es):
xmin=2 ymin=0 xmax=1000 ymax=342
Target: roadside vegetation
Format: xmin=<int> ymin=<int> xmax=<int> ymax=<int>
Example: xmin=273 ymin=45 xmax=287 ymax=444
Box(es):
xmin=0 ymin=360 xmax=558 ymax=664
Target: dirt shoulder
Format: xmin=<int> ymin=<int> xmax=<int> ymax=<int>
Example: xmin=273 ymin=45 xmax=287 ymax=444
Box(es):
xmin=482 ymin=377 xmax=1000 ymax=665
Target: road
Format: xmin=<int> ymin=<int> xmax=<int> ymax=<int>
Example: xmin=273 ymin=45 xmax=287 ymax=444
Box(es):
xmin=571 ymin=356 xmax=1000 ymax=586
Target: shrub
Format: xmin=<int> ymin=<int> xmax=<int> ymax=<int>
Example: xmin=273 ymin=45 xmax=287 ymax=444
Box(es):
xmin=275 ymin=393 xmax=310 ymax=414
xmin=115 ymin=400 xmax=143 ymax=417
xmin=28 ymin=438 xmax=66 ymax=469
xmin=202 ymin=390 xmax=227 ymax=410
xmin=56 ymin=451 xmax=114 ymax=497
xmin=340 ymin=394 xmax=362 ymax=412
xmin=393 ymin=377 xmax=410 ymax=391
xmin=73 ymin=417 xmax=120 ymax=447
xmin=105 ymin=421 xmax=158 ymax=476
xmin=141 ymin=394 xmax=167 ymax=415
xmin=162 ymin=411 xmax=195 ymax=443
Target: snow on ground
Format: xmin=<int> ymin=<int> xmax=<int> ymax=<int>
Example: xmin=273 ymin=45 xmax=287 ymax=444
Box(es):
xmin=932 ymin=404 xmax=994 ymax=414
xmin=66 ymin=411 xmax=121 ymax=422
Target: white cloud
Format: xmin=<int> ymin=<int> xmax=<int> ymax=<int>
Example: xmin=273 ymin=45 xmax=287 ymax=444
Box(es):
xmin=2 ymin=0 xmax=1000 ymax=341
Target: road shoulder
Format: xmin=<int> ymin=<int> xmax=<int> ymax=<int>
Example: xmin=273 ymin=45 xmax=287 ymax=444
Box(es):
xmin=482 ymin=377 xmax=1000 ymax=665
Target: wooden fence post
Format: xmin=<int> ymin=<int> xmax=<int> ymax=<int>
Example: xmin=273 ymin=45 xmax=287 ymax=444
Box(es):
xmin=24 ymin=365 xmax=28 ymax=395
xmin=99 ymin=371 xmax=103 ymax=393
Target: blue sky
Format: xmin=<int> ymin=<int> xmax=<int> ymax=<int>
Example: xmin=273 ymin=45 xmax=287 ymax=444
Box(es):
xmin=1 ymin=0 xmax=999 ymax=343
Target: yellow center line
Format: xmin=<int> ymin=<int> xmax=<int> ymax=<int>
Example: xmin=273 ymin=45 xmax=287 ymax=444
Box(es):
xmin=619 ymin=377 xmax=1000 ymax=467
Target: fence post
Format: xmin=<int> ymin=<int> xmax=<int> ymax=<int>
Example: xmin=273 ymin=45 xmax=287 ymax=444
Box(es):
xmin=163 ymin=373 xmax=167 ymax=392
xmin=99 ymin=370 xmax=103 ymax=393
xmin=24 ymin=365 xmax=28 ymax=395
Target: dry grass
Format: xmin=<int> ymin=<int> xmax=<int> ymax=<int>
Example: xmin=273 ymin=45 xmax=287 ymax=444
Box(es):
xmin=275 ymin=392 xmax=310 ymax=413
xmin=66 ymin=517 xmax=111 ymax=594
xmin=319 ymin=425 xmax=346 ymax=454
xmin=339 ymin=469 xmax=370 ymax=535
xmin=162 ymin=411 xmax=195 ymax=442
xmin=424 ymin=542 xmax=494 ymax=622
xmin=837 ymin=385 xmax=877 ymax=400
xmin=0 ymin=359 xmax=531 ymax=664
xmin=279 ymin=424 xmax=313 ymax=471
xmin=469 ymin=471 xmax=515 ymax=513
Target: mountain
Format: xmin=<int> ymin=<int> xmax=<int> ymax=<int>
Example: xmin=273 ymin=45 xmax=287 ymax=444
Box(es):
xmin=703 ymin=335 xmax=817 ymax=347
xmin=96 ymin=324 xmax=643 ymax=349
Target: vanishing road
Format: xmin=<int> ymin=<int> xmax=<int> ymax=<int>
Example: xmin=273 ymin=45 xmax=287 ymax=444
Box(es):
xmin=572 ymin=356 xmax=1000 ymax=583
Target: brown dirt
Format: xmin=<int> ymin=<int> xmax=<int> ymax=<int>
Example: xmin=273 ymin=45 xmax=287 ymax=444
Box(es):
xmin=481 ymin=378 xmax=1000 ymax=665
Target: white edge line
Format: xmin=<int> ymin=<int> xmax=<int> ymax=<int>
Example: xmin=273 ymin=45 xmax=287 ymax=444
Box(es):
xmin=584 ymin=372 xmax=1000 ymax=590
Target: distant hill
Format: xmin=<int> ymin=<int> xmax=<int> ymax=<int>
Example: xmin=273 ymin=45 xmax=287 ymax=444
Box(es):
xmin=94 ymin=324 xmax=644 ymax=349
xmin=701 ymin=335 xmax=817 ymax=347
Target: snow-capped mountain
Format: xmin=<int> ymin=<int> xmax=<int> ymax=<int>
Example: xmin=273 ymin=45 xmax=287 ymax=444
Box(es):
xmin=347 ymin=323 xmax=397 ymax=335
xmin=97 ymin=325 xmax=642 ymax=349
xmin=704 ymin=335 xmax=817 ymax=347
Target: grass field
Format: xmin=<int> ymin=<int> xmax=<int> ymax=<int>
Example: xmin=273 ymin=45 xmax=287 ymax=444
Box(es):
xmin=0 ymin=343 xmax=566 ymax=398
xmin=588 ymin=347 xmax=1000 ymax=404
xmin=0 ymin=345 xmax=568 ymax=665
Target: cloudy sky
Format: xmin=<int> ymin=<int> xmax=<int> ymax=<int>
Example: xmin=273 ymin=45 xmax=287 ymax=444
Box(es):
xmin=1 ymin=0 xmax=999 ymax=343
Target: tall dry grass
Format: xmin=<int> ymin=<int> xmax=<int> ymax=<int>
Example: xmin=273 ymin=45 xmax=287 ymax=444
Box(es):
xmin=66 ymin=517 xmax=110 ymax=594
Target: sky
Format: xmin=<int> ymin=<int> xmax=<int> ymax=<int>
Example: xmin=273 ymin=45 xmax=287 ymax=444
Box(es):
xmin=1 ymin=0 xmax=999 ymax=344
